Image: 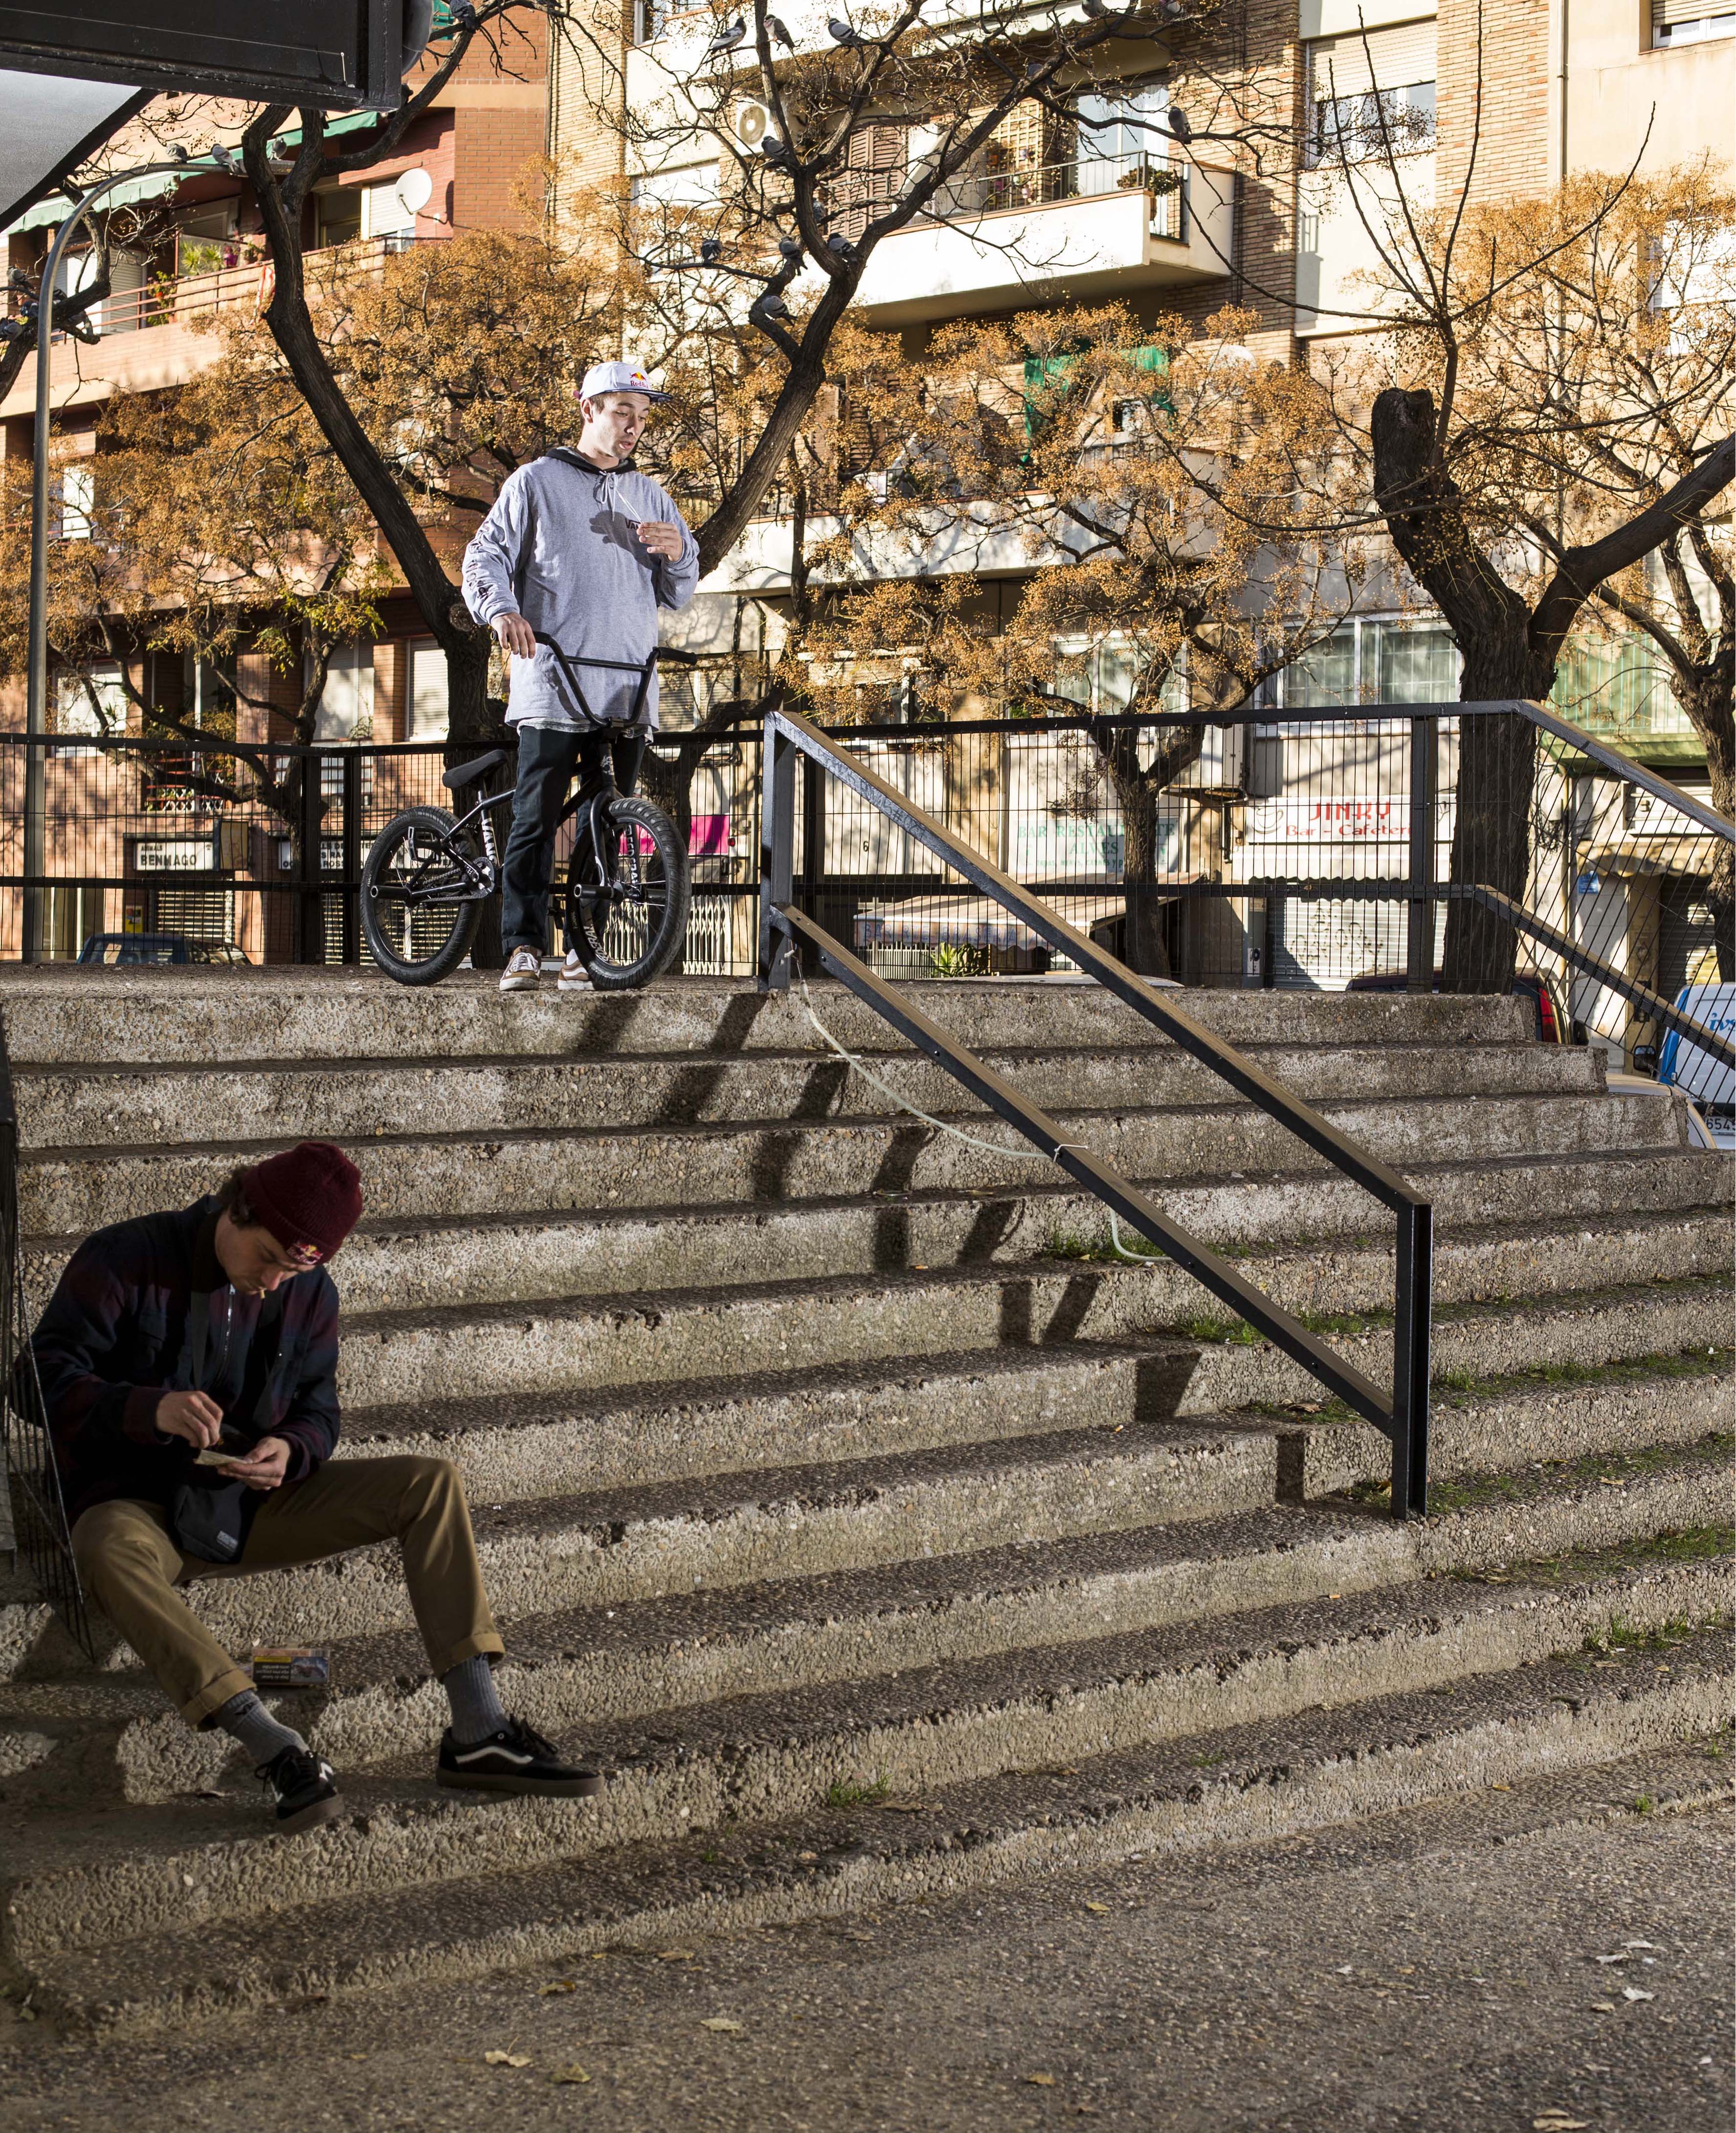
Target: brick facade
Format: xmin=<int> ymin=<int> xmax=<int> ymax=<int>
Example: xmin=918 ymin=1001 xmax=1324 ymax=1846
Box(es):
xmin=549 ymin=1 xmax=630 ymax=195
xmin=1436 ymin=0 xmax=1552 ymax=203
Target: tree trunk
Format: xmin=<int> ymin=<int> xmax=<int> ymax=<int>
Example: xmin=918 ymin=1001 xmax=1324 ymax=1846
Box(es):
xmin=1372 ymin=388 xmax=1545 ymax=994
xmin=1092 ymin=726 xmax=1169 ymax=976
xmin=1440 ymin=654 xmax=1551 ymax=996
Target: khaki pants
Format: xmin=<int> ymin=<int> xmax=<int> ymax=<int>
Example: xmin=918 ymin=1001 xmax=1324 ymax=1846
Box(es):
xmin=71 ymin=1455 xmax=504 ymax=1727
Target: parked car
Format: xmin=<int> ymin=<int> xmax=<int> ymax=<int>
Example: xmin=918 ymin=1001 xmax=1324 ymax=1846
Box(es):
xmin=1346 ymin=968 xmax=1566 ymax=1043
xmin=1632 ymin=982 xmax=1736 ymax=1151
xmin=76 ymin=933 xmax=252 ymax=968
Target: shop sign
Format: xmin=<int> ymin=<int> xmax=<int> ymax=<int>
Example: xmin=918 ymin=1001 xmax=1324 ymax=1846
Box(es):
xmin=132 ymin=836 xmax=213 ymax=874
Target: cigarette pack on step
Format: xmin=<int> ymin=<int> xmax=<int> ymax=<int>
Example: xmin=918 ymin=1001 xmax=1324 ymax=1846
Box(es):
xmin=248 ymin=1645 xmax=330 ymax=1689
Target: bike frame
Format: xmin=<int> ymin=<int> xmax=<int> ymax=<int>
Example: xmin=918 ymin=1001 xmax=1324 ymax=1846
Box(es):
xmin=382 ymin=635 xmax=695 ymax=913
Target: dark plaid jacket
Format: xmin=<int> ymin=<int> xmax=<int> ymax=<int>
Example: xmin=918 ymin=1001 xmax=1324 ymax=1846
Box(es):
xmin=29 ymin=1196 xmax=342 ymax=1524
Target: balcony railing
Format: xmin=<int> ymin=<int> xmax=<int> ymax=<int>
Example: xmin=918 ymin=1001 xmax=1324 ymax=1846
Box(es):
xmin=90 ymin=232 xmax=433 ymax=338
xmin=923 ymin=152 xmax=1186 ymax=240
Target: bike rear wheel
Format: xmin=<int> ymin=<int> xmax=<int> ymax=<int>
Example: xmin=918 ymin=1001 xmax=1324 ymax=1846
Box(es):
xmin=362 ymin=805 xmax=485 ymax=986
xmin=564 ymin=793 xmax=690 ymax=991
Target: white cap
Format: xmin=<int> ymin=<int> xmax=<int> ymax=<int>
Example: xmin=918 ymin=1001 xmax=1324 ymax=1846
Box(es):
xmin=579 ymin=359 xmax=671 ymax=404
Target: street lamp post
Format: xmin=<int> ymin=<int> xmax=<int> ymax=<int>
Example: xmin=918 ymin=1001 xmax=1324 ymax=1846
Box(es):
xmin=21 ymin=157 xmax=222 ymax=961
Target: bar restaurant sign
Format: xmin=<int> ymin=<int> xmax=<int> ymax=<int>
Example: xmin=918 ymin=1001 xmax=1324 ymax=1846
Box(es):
xmin=130 ymin=834 xmax=214 ymax=874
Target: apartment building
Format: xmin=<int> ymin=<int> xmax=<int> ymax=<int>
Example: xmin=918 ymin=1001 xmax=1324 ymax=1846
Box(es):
xmin=0 ymin=22 xmax=549 ymax=958
xmin=542 ymin=0 xmax=1730 ymax=994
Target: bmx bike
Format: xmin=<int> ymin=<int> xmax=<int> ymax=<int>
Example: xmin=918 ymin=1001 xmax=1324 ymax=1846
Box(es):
xmin=360 ymin=638 xmax=693 ymax=990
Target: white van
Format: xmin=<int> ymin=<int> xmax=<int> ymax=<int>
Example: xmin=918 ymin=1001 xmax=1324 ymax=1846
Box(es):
xmin=1652 ymin=982 xmax=1736 ymax=1150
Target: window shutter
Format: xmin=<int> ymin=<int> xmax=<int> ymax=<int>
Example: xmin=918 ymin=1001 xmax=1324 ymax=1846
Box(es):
xmin=1307 ymin=17 xmax=1436 ymax=99
xmin=829 ymin=123 xmax=908 ymax=241
xmin=1653 ymin=0 xmax=1731 ymax=22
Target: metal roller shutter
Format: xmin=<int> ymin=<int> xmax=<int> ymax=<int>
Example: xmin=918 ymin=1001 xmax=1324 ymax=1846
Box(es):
xmin=1307 ymin=18 xmax=1437 ymax=99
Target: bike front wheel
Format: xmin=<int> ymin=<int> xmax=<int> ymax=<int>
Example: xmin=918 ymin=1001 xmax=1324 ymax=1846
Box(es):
xmin=564 ymin=794 xmax=690 ymax=991
xmin=361 ymin=805 xmax=485 ymax=986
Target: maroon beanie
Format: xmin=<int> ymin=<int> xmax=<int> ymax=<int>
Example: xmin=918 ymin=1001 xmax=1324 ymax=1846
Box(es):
xmin=242 ymin=1141 xmax=364 ymax=1264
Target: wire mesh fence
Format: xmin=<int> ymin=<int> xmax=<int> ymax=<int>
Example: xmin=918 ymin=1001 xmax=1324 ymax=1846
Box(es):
xmin=0 ymin=712 xmax=1727 ymax=1119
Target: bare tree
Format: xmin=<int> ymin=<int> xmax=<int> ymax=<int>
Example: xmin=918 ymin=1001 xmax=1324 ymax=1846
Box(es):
xmin=781 ymin=302 xmax=1362 ymax=972
xmin=577 ymin=0 xmax=1291 ymax=574
xmin=1295 ymin=10 xmax=1733 ymax=989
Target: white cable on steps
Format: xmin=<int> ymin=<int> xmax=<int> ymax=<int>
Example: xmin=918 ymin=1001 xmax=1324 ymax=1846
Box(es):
xmin=794 ymin=978 xmax=1165 ymax=1265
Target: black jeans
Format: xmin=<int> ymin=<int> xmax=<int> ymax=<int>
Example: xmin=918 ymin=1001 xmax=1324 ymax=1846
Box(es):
xmin=500 ymin=724 xmax=647 ymax=955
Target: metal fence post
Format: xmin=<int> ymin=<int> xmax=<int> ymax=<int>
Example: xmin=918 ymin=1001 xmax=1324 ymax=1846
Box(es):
xmin=1406 ymin=715 xmax=1437 ymax=991
xmin=297 ymin=752 xmax=323 ymax=965
xmin=1390 ymin=1199 xmax=1432 ymax=1518
xmin=799 ymin=751 xmax=825 ymax=973
xmin=340 ymin=748 xmax=362 ymax=965
xmin=20 ymin=737 xmax=44 ymax=964
xmin=758 ymin=715 xmax=796 ymax=992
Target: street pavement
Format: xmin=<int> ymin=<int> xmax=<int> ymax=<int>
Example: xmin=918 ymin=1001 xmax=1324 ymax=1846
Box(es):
xmin=3 ymin=1747 xmax=1729 ymax=2133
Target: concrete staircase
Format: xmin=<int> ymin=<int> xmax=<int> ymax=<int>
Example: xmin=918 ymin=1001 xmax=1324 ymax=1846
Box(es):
xmin=0 ymin=968 xmax=1729 ymax=2031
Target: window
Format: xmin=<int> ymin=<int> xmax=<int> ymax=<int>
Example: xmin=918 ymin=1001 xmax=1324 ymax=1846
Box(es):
xmin=1281 ymin=619 xmax=1458 ymax=706
xmin=315 ymin=189 xmax=363 ymax=249
xmin=407 ymin=636 xmax=449 ymax=740
xmin=826 ymin=124 xmax=908 ymax=243
xmin=361 ymin=179 xmax=419 ymax=244
xmin=53 ymin=661 xmax=127 ymax=754
xmin=175 ymin=202 xmax=239 ymax=280
xmin=629 ymin=161 xmax=720 ymax=210
xmin=1074 ymin=79 xmax=1169 ymax=195
xmin=1305 ymin=20 xmax=1437 ymax=166
xmin=312 ymin=642 xmax=376 ymax=741
xmin=1652 ymin=0 xmax=1735 ymax=43
xmin=58 ymin=462 xmax=94 ymax=541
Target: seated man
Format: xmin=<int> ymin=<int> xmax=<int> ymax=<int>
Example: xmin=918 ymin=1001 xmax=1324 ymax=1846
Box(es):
xmin=30 ymin=1139 xmax=598 ymax=1833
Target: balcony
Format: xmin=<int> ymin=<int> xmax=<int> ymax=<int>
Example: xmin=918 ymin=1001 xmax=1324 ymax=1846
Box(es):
xmin=0 ymin=235 xmax=435 ymax=424
xmin=851 ymin=154 xmax=1234 ymax=327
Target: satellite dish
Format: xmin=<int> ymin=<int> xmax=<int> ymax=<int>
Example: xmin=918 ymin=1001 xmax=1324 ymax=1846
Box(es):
xmin=733 ymin=101 xmax=771 ymax=151
xmin=396 ymin=166 xmax=434 ymax=216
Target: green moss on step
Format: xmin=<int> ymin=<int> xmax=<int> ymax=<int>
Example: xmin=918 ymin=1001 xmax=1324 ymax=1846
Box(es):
xmin=826 ymin=1775 xmax=891 ymax=1810
xmin=1425 ymin=1438 xmax=1734 ymax=1519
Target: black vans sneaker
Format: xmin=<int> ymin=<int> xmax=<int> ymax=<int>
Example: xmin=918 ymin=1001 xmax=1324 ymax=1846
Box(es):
xmin=259 ymin=1744 xmax=344 ymax=1833
xmin=437 ymin=1716 xmax=604 ymax=1797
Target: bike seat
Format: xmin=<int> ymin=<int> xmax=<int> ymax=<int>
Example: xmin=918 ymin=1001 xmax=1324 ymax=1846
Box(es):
xmin=442 ymin=750 xmax=509 ymax=792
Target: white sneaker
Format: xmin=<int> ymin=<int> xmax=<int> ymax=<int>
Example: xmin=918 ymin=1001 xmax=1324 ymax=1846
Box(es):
xmin=499 ymin=947 xmax=542 ymax=992
xmin=557 ymin=949 xmax=592 ymax=993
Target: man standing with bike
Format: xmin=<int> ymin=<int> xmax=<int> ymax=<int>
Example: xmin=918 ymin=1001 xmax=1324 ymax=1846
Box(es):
xmin=463 ymin=361 xmax=701 ymax=993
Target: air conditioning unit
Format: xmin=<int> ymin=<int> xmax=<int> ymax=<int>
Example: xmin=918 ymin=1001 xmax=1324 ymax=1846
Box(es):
xmin=733 ymin=100 xmax=773 ymax=151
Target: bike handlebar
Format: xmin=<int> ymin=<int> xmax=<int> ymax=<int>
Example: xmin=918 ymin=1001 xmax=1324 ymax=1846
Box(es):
xmin=531 ymin=633 xmax=700 ymax=730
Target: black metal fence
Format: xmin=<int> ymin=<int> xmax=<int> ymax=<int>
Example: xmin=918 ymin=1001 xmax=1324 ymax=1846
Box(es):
xmin=0 ymin=1000 xmax=93 ymax=1654
xmin=1 ymin=709 xmax=1729 ymax=1114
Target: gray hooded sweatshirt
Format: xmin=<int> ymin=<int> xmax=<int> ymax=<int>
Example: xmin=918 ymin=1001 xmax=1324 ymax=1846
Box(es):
xmin=461 ymin=450 xmax=701 ymax=731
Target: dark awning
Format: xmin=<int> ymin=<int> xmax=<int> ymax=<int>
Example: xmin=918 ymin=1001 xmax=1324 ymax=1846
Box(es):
xmin=0 ymin=69 xmax=149 ymax=231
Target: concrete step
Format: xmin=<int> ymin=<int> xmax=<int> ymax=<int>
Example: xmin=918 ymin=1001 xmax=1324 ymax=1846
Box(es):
xmin=46 ymin=1437 xmax=1720 ymax=1803
xmin=322 ymin=1277 xmax=1730 ymax=1503
xmin=9 ymin=1037 xmax=1605 ymax=1151
xmin=13 ymin=1092 xmax=1689 ymax=1243
xmin=125 ymin=1418 xmax=1286 ymax=1655
xmin=0 ymin=969 xmax=1535 ymax=1069
xmin=3 ymin=1541 xmax=1725 ymax=1982
xmin=23 ymin=1659 xmax=1730 ymax=2032
xmin=24 ymin=1146 xmax=1731 ymax=1313
xmin=92 ymin=1344 xmax=1727 ymax=1660
xmin=315 ymin=1210 xmax=1730 ymax=1413
xmin=6 ymin=1335 xmax=1724 ymax=1704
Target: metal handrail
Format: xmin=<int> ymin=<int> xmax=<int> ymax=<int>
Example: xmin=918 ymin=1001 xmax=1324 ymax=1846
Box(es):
xmin=921 ymin=150 xmax=1187 ymax=236
xmin=758 ymin=699 xmax=1434 ymax=1518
